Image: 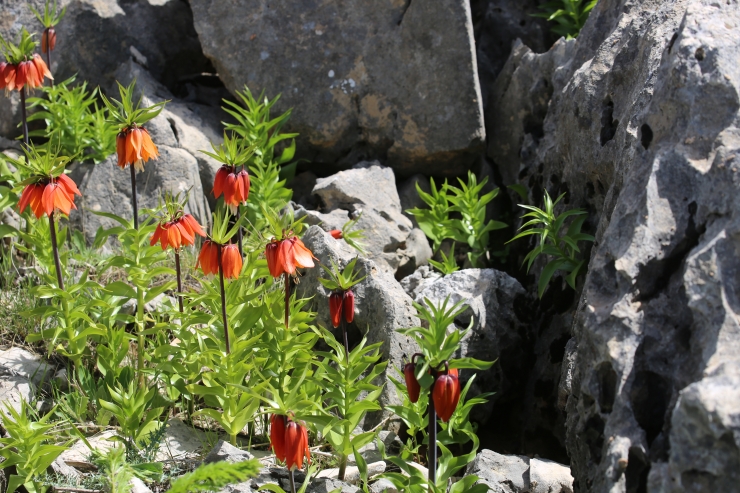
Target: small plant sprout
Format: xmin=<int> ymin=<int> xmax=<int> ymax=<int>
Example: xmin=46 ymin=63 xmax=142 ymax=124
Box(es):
xmin=151 ymin=191 xmax=206 ymax=312
xmin=428 ymin=243 xmax=460 ymax=275
xmin=197 ymin=206 xmax=244 ymax=353
xmin=508 ymin=190 xmax=595 ymax=298
xmin=202 ymin=132 xmax=254 ymax=254
xmin=102 ymin=80 xmax=167 ymax=228
xmin=319 ymin=256 xmax=366 ymax=358
xmin=328 ymin=210 xmax=368 ymax=254
xmin=532 ymin=0 xmax=598 ymax=39
xmin=0 ymin=28 xmax=53 ymax=144
xmin=30 ymin=0 xmax=66 ymax=80
xmin=397 ymin=297 xmax=493 ymax=485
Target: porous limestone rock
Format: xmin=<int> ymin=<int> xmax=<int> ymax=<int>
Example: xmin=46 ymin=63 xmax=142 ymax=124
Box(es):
xmin=189 ymin=0 xmax=485 ymax=175
xmin=465 ymin=449 xmax=573 ymax=493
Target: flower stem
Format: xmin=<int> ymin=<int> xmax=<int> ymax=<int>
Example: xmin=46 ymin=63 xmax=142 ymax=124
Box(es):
xmin=428 ymin=385 xmax=437 ymax=486
xmin=130 ymin=165 xmax=139 ymax=230
xmin=136 ymin=282 xmax=145 ymax=385
xmin=289 ymin=470 xmax=296 ymax=493
xmin=48 ymin=213 xmax=64 ymax=291
xmin=236 ymin=205 xmax=243 ymax=257
xmin=341 ymin=318 xmax=349 ymax=363
xmin=46 ymin=50 xmax=53 ymax=87
xmin=20 ymin=87 xmax=28 ymax=146
xmin=284 ymin=273 xmax=290 ymax=328
xmin=217 ymin=245 xmax=230 ymax=354
xmin=175 ymin=249 xmax=183 ymax=313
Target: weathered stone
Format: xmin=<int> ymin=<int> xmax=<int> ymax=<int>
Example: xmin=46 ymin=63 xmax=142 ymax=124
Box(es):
xmin=399 ymin=265 xmax=441 ymax=300
xmin=156 ymin=418 xmax=208 ymax=461
xmin=0 ymin=375 xmax=33 ymax=416
xmin=0 ymin=347 xmax=53 ymax=385
xmin=306 ymin=478 xmax=360 ymax=493
xmin=49 ymin=457 xmax=81 ymax=480
xmin=189 ymin=0 xmax=485 ymax=176
xmin=487 ymin=0 xmax=740 ymax=490
xmin=60 ymin=429 xmax=119 ymax=468
xmin=316 ymin=461 xmax=386 ymax=484
xmin=204 ymin=439 xmax=255 ymax=464
xmin=296 ymin=226 xmax=419 ymax=428
xmin=130 ymin=477 xmax=152 ymax=493
xmin=413 ymin=269 xmax=529 ymax=421
xmin=465 ymin=450 xmax=573 ymax=493
xmin=369 ymin=478 xmax=398 ymax=493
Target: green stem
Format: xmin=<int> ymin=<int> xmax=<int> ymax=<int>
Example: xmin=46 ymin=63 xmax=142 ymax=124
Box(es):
xmin=20 ymin=87 xmax=28 ymax=146
xmin=217 ymin=245 xmax=230 ymax=354
xmin=136 ymin=282 xmax=145 ymax=385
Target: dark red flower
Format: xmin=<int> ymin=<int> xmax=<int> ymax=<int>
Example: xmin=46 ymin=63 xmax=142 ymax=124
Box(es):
xmin=404 ymin=362 xmax=421 ymax=404
xmin=42 ymin=27 xmax=57 ymax=53
xmin=433 ymin=367 xmax=460 ymax=422
xmin=284 ymin=420 xmax=311 ymax=471
xmin=197 ymin=240 xmax=220 ymax=276
xmin=329 ymin=292 xmax=343 ymax=328
xmin=212 ymin=165 xmax=250 ymax=208
xmin=270 ymin=414 xmax=287 ymax=463
xmin=329 ymin=229 xmax=343 ymax=239
xmin=342 ymin=290 xmax=355 ymax=324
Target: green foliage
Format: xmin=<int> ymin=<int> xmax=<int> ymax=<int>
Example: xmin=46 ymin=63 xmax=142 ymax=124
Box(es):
xmin=91 ymin=447 xmax=162 ymax=493
xmin=312 ymin=328 xmax=387 ymax=478
xmin=428 ymin=244 xmax=460 ymax=276
xmin=102 ymin=79 xmax=167 ymax=128
xmin=98 ymin=379 xmax=164 ymax=449
xmin=166 ymin=459 xmax=261 ymax=493
xmin=30 ymin=0 xmax=67 ymax=28
xmin=0 ymin=28 xmax=37 ymax=63
xmin=508 ymin=191 xmax=594 ymax=298
xmin=27 ymin=77 xmax=117 ymax=163
xmin=532 ymin=0 xmax=598 ymax=39
xmin=0 ymin=400 xmax=71 ymax=493
xmin=406 ymin=172 xmax=506 ymax=267
xmin=339 ymin=211 xmax=367 ymax=255
xmin=318 ymin=256 xmax=366 ymax=291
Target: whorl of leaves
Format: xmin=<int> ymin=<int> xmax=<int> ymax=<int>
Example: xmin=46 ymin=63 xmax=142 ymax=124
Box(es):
xmin=167 ymin=459 xmax=261 ymax=493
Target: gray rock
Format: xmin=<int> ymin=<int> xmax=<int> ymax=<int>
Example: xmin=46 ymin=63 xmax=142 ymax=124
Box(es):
xmin=298 ymin=164 xmax=430 ymax=276
xmin=399 ymin=265 xmax=442 ymax=300
xmin=0 ymin=375 xmax=33 ymax=416
xmin=397 ymin=174 xmax=430 ymax=227
xmin=556 ymin=338 xmax=577 ymax=411
xmin=369 ymin=478 xmax=398 ymax=493
xmin=204 ymin=439 xmax=254 ymax=464
xmin=130 ymin=477 xmax=152 ymax=493
xmin=49 ymin=457 xmax=81 ymax=480
xmin=0 ymin=347 xmax=53 ymax=386
xmin=465 ymin=449 xmax=573 ymax=493
xmin=189 ymin=0 xmax=485 ymax=176
xmin=296 ymin=226 xmax=419 ymax=428
xmin=306 ymin=478 xmax=360 ymax=493
xmin=486 ymin=0 xmax=740 ymax=489
xmin=0 ymin=93 xmax=21 ymax=141
xmin=413 ymin=269 xmax=529 ymax=420
xmin=156 ymin=418 xmax=208 ymax=461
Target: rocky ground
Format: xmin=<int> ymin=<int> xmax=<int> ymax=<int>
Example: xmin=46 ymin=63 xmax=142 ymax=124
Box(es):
xmin=2 ymin=0 xmax=740 ymax=492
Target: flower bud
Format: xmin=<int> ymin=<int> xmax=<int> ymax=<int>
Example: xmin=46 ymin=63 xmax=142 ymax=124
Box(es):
xmin=403 ymin=362 xmax=421 ymax=403
xmin=329 ymin=292 xmax=343 ymax=328
xmin=342 ymin=289 xmax=355 ymax=324
xmin=329 ymin=229 xmax=343 ymax=239
xmin=432 ymin=367 xmax=460 ymax=422
xmin=42 ymin=27 xmax=57 ymax=54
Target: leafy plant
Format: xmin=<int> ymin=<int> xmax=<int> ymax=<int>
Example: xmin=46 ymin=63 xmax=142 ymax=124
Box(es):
xmin=27 ymin=76 xmax=117 ymax=163
xmin=338 ymin=211 xmax=368 ymax=255
xmin=532 ymin=0 xmax=598 ymax=39
xmin=313 ymin=328 xmax=387 ymax=481
xmin=407 ymin=172 xmax=506 ymax=267
xmin=508 ymin=191 xmax=594 ymax=298
xmin=428 ymin=244 xmax=459 ymax=276
xmin=98 ymin=379 xmax=164 ymax=450
xmin=0 ymin=400 xmax=71 ymax=493
xmin=90 ymin=447 xmax=162 ymax=493
xmin=166 ymin=458 xmax=261 ymax=493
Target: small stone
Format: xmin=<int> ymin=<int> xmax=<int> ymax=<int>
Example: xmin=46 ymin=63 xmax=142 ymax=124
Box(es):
xmin=204 ymin=440 xmax=255 ymax=464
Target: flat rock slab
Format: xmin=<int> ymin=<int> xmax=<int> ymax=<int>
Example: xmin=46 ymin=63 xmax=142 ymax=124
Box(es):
xmin=0 ymin=375 xmax=33 ymax=416
xmin=156 ymin=418 xmax=210 ymax=461
xmin=190 ymin=0 xmax=485 ymax=175
xmin=204 ymin=439 xmax=255 ymax=464
xmin=0 ymin=347 xmax=53 ymax=385
xmin=60 ymin=430 xmax=119 ymax=470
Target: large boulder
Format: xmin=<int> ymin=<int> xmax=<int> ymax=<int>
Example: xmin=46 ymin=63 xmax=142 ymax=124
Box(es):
xmin=189 ymin=0 xmax=485 ymax=176
xmin=465 ymin=449 xmax=574 ymax=493
xmin=296 ymin=225 xmax=419 ymax=428
xmin=489 ymin=0 xmax=740 ymax=490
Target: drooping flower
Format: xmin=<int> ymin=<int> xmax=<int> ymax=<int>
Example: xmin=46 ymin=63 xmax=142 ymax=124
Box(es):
xmin=329 ymin=292 xmax=343 ymax=328
xmin=212 ymin=165 xmax=250 ymax=208
xmin=265 ymin=236 xmax=316 ymax=278
xmin=284 ymin=420 xmax=311 ymax=471
xmin=197 ymin=240 xmax=220 ymax=276
xmin=0 ymin=55 xmax=52 ymax=92
xmin=342 ymin=290 xmax=355 ymax=324
xmin=221 ymin=243 xmax=242 ymax=279
xmin=270 ymin=414 xmax=287 ymax=463
xmin=150 ymin=214 xmax=205 ymax=251
xmin=41 ymin=27 xmax=56 ymax=54
xmin=18 ymin=175 xmax=80 ymax=219
xmin=116 ymin=126 xmax=158 ymax=171
xmin=329 ymin=229 xmax=343 ymax=239
xmin=403 ymin=362 xmax=421 ymax=404
xmin=433 ymin=367 xmax=460 ymax=422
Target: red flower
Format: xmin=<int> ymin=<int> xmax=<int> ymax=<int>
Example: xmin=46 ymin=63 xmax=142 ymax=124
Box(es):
xmin=284 ymin=420 xmax=311 ymax=471
xmin=150 ymin=214 xmax=205 ymax=251
xmin=342 ymin=290 xmax=355 ymax=324
xmin=18 ymin=175 xmax=81 ymax=219
xmin=433 ymin=367 xmax=460 ymax=422
xmin=270 ymin=414 xmax=287 ymax=463
xmin=221 ymin=243 xmax=242 ymax=279
xmin=42 ymin=27 xmax=57 ymax=54
xmin=116 ymin=126 xmax=158 ymax=171
xmin=212 ymin=165 xmax=250 ymax=207
xmin=404 ymin=362 xmax=421 ymax=404
xmin=329 ymin=229 xmax=343 ymax=239
xmin=265 ymin=236 xmax=316 ymax=278
xmin=1 ymin=56 xmax=52 ymax=92
xmin=197 ymin=240 xmax=220 ymax=276
xmin=329 ymin=292 xmax=343 ymax=328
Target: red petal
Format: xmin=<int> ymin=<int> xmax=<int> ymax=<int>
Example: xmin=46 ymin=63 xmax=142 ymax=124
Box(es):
xmin=265 ymin=240 xmax=283 ymax=278
xmin=57 ymin=174 xmax=81 ymax=196
xmin=150 ymin=223 xmax=165 ymax=248
xmin=167 ymin=222 xmax=182 ymax=250
xmin=404 ymin=363 xmax=421 ymax=403
xmin=291 ymin=237 xmax=315 ymax=269
xmin=212 ymin=166 xmax=229 ymax=198
xmin=329 ymin=292 xmax=343 ymax=328
xmin=342 ymin=290 xmax=355 ymax=324
xmin=175 ymin=220 xmax=194 ymax=247
xmin=184 ymin=214 xmax=206 ymax=237
xmin=270 ymin=415 xmax=287 ymax=463
xmin=221 ymin=244 xmax=242 ymax=279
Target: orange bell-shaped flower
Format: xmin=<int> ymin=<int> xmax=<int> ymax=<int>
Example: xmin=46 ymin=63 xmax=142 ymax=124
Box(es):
xmin=284 ymin=420 xmax=311 ymax=471
xmin=221 ymin=243 xmax=242 ymax=279
xmin=404 ymin=361 xmax=421 ymax=404
xmin=270 ymin=414 xmax=287 ymax=463
xmin=432 ymin=367 xmax=460 ymax=423
xmin=151 ymin=214 xmax=205 ymax=251
xmin=329 ymin=292 xmax=343 ymax=328
xmin=19 ymin=175 xmax=81 ymax=219
xmin=42 ymin=27 xmax=57 ymax=54
xmin=197 ymin=240 xmax=220 ymax=276
xmin=116 ymin=126 xmax=158 ymax=171
xmin=342 ymin=290 xmax=355 ymax=324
